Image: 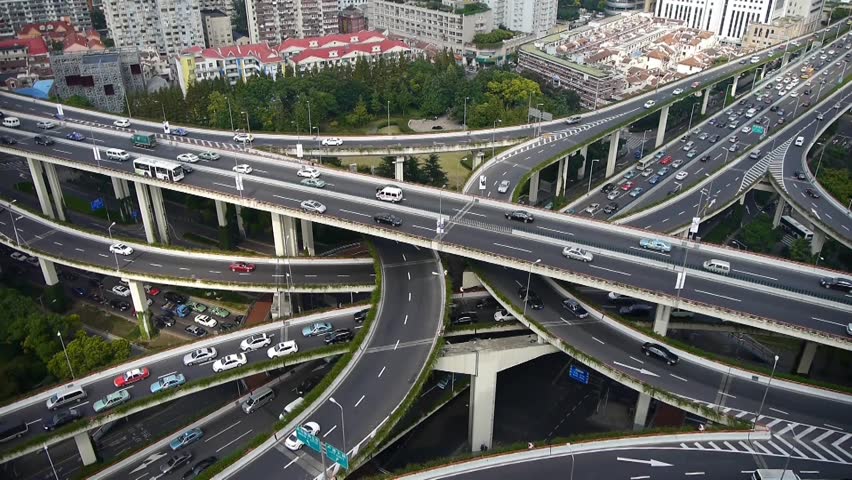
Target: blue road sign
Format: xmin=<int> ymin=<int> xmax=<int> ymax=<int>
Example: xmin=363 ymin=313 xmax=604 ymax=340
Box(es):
xmin=569 ymin=365 xmax=589 ymax=385
xmin=91 ymin=197 xmax=104 ymax=211
xmin=324 ymin=443 xmax=349 ymax=469
xmin=296 ymin=426 xmax=321 ymax=453
xmin=131 ymin=210 xmax=140 ymax=221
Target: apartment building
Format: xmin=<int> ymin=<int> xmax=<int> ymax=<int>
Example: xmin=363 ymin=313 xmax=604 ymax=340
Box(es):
xmin=339 ymin=6 xmax=368 ymax=33
xmin=103 ymin=0 xmax=204 ymax=56
xmin=200 ymin=0 xmax=235 ymax=20
xmin=0 ymin=37 xmax=49 ymax=76
xmin=201 ymin=9 xmax=233 ymax=47
xmin=367 ymin=0 xmax=494 ymax=53
xmin=245 ymin=0 xmax=339 ymax=43
xmin=742 ymin=16 xmax=805 ymax=49
xmin=484 ymin=0 xmax=557 ymax=37
xmin=0 ymin=0 xmax=92 ymax=37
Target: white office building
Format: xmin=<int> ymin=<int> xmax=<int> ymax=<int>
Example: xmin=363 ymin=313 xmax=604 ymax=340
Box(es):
xmin=654 ymin=0 xmax=779 ymax=43
xmin=483 ymin=0 xmax=557 ymax=36
xmin=103 ymin=0 xmax=204 ymax=56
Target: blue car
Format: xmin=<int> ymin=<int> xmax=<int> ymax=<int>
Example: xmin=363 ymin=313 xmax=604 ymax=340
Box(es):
xmin=172 ymin=127 xmax=188 ymax=136
xmin=169 ymin=428 xmax=203 ymax=450
xmin=648 ymin=175 xmax=661 ymax=185
xmin=629 ymin=187 xmax=645 ymax=198
xmin=657 ymin=166 xmax=670 ymax=177
xmin=66 ymin=131 xmax=85 ymax=141
xmin=639 ymin=238 xmax=672 ymax=253
xmin=150 ymin=373 xmax=186 ymax=393
xmin=623 ymin=170 xmax=638 ymax=180
xmin=302 ymin=322 xmax=333 ymax=337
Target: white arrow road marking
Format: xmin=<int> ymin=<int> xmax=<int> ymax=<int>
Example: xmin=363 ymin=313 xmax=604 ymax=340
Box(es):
xmin=613 ymin=361 xmax=659 ymax=377
xmin=616 ymin=457 xmax=673 ymax=467
xmin=130 ymin=452 xmax=168 ymax=474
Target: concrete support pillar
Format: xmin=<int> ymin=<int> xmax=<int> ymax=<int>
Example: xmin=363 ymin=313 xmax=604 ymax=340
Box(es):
xmin=796 ymin=341 xmax=818 ymax=375
xmin=300 ymin=219 xmax=315 ymax=256
xmin=148 ymin=185 xmax=169 ymax=245
xmin=701 ymin=87 xmax=711 ymax=115
xmin=772 ymin=197 xmax=787 ymax=228
xmin=112 ymin=177 xmax=131 ymax=221
xmin=127 ymin=280 xmax=151 ymax=340
xmin=810 ymin=229 xmax=826 ymax=255
xmin=234 ymin=205 xmax=246 ymax=239
xmin=528 ymin=170 xmax=540 ymax=205
xmin=606 ymin=131 xmax=620 ymax=177
xmin=43 ymin=163 xmax=65 ymax=221
xmin=782 ymin=52 xmax=791 ymax=66
xmin=133 ymin=182 xmax=157 ymax=244
xmin=271 ymin=213 xmax=298 ymax=257
xmin=468 ymin=359 xmax=498 ymax=452
xmin=215 ymin=200 xmax=228 ymax=227
xmin=655 ymin=106 xmax=669 ymax=148
xmin=759 ymin=68 xmax=767 ymax=81
xmin=576 ymin=145 xmax=588 ymax=180
xmin=633 ymin=392 xmax=652 ymax=431
xmin=39 ymin=258 xmax=58 ymax=286
xmin=26 ymin=158 xmax=55 ymax=219
xmin=731 ymin=74 xmax=740 ymax=98
xmin=271 ymin=292 xmax=293 ymax=320
xmin=555 ymin=157 xmax=566 ymax=197
xmin=74 ymin=432 xmax=97 ymax=466
xmin=394 ymin=156 xmax=404 ymax=182
xmin=739 ymin=195 xmax=746 ymax=206
xmin=653 ymin=304 xmax=671 ymax=336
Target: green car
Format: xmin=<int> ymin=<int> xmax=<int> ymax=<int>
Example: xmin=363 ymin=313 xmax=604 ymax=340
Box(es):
xmin=93 ymin=390 xmax=131 ymax=413
xmin=300 ymin=178 xmax=326 ymax=188
xmin=211 ymin=306 xmax=230 ymax=318
xmin=198 ymin=151 xmax=219 ymax=161
xmin=187 ymin=301 xmax=207 ymax=313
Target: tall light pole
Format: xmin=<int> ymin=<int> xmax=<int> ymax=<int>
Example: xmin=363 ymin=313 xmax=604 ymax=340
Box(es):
xmin=522 ymin=259 xmax=542 ymax=316
xmin=567 ymin=442 xmax=575 ymax=480
xmin=124 ymin=92 xmax=132 ymax=119
xmin=44 ymin=445 xmax=60 ymax=480
xmin=7 ymin=199 xmax=19 ymax=245
xmin=57 ymin=330 xmax=75 ymax=380
xmin=587 ymin=158 xmax=600 ymax=194
xmin=754 ymin=354 xmax=779 ymax=429
xmin=491 ymin=119 xmax=501 ymax=159
xmin=814 ymin=140 xmax=828 ymax=179
xmin=639 ymin=129 xmax=650 ymax=159
xmin=536 ymin=103 xmax=544 ymax=136
xmin=687 ymin=102 xmax=699 ymax=134
xmin=107 ymin=222 xmax=120 ymax=271
xmin=307 ymin=100 xmax=312 ymax=138
xmin=313 ymin=126 xmax=320 ymax=164
xmin=329 ymin=397 xmax=347 ymax=454
xmin=241 ymin=111 xmax=251 ymax=148
xmin=463 ymin=96 xmax=469 ymax=131
xmin=226 ymin=98 xmax=235 ymax=131
xmin=386 ymin=100 xmax=390 ymax=134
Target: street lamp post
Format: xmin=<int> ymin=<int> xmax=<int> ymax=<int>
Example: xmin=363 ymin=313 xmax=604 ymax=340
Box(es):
xmin=587 ymin=158 xmax=600 ymax=194
xmin=329 ymin=397 xmax=347 ymax=454
xmin=7 ymin=199 xmax=19 ymax=245
xmin=639 ymin=129 xmax=650 ymax=159
xmin=491 ymin=119 xmax=501 ymax=160
xmin=567 ymin=442 xmax=575 ymax=480
xmin=44 ymin=445 xmax=60 ymax=480
xmin=387 ymin=100 xmax=390 ymax=134
xmin=522 ymin=259 xmax=542 ymax=316
xmin=313 ymin=126 xmax=321 ymax=163
xmin=107 ymin=222 xmax=119 ymax=271
xmin=57 ymin=330 xmax=75 ymax=379
xmin=754 ymin=354 xmax=780 ymax=429
xmin=536 ymin=103 xmax=544 ymax=136
xmin=226 ymin=98 xmax=235 ymax=132
xmin=723 ymin=83 xmax=734 ymax=109
xmin=307 ymin=100 xmax=312 ymax=138
xmin=814 ymin=139 xmax=828 ymax=179
xmin=124 ymin=93 xmax=132 ymax=119
xmin=463 ymin=97 xmax=469 ymax=131
xmin=687 ymin=102 xmax=699 ymax=134
xmin=241 ymin=111 xmax=251 ymax=148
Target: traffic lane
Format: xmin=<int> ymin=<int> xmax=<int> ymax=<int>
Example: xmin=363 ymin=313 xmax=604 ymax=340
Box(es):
xmin=433 ymin=446 xmax=852 ymax=480
xmin=1 ymin=311 xmax=358 ymax=449
xmin=0 ymin=208 xmax=375 ymax=287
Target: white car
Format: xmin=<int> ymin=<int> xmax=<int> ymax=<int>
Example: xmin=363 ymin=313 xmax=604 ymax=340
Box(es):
xmin=113 ymin=118 xmax=131 ymax=128
xmin=36 ymin=120 xmax=55 ymax=129
xmin=297 ymin=166 xmax=321 ymax=178
xmin=9 ymin=251 xmax=27 ymax=262
xmin=494 ymin=309 xmax=515 ymax=322
xmin=672 ymin=88 xmax=684 ymax=95
xmin=584 ymin=203 xmax=599 ymax=214
xmin=267 ymin=340 xmax=299 ymax=359
xmin=497 ymin=180 xmax=510 ymax=193
xmin=111 ymin=285 xmax=131 ymax=297
xmin=109 ymin=243 xmax=134 ymax=256
xmin=240 ymin=333 xmax=273 ymax=352
xmin=233 ymin=133 xmax=254 ymax=143
xmin=790 ymin=91 xmax=799 ymax=98
xmin=740 ymin=126 xmax=750 ymax=134
xmin=301 ymin=199 xmax=326 ymax=214
xmin=176 ymin=153 xmax=199 ymax=163
xmin=321 ymin=137 xmax=343 ymax=146
xmin=183 ymin=347 xmax=218 ymax=366
xmin=606 ymin=190 xmax=620 ymax=200
xmin=562 ymin=246 xmax=594 ymax=262
xmin=233 ymin=164 xmax=252 ymax=174
xmin=284 ymin=422 xmax=320 ymax=450
xmin=675 ymin=171 xmax=688 ymax=180
xmin=641 ymin=168 xmax=653 ymax=177
xmin=643 ymin=100 xmax=656 ymax=109
xmin=194 ymin=315 xmax=217 ymax=328
xmin=212 ymin=353 xmax=247 ymax=373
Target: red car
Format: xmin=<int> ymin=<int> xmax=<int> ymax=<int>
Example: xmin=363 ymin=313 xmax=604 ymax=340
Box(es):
xmin=230 ymin=262 xmax=256 ymax=273
xmin=113 ymin=367 xmax=150 ymax=388
xmin=691 ymin=81 xmax=701 ymax=88
xmin=144 ymin=285 xmax=160 ymax=296
xmin=620 ymin=181 xmax=635 ymax=191
xmin=660 ymin=156 xmax=673 ymax=165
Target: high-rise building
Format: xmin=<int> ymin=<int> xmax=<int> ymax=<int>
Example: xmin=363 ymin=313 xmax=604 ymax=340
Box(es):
xmin=200 ymin=0 xmax=235 ymax=20
xmin=0 ymin=0 xmax=92 ymax=37
xmin=339 ymin=6 xmax=367 ymax=33
xmin=653 ymin=0 xmax=779 ymax=43
xmin=483 ymin=0 xmax=557 ymax=36
xmin=102 ymin=0 xmax=204 ymax=56
xmin=245 ymin=0 xmax=339 ymax=43
xmin=201 ymin=9 xmax=233 ymax=47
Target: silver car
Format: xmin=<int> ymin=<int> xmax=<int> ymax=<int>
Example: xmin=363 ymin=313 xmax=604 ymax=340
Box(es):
xmin=183 ymin=347 xmax=218 ymax=366
xmin=497 ymin=180 xmax=510 ymax=193
xmin=562 ymin=246 xmax=594 ymax=262
xmin=300 ymin=200 xmax=326 ymax=214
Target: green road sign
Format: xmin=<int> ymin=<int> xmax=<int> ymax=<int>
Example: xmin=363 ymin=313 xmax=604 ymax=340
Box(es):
xmin=751 ymin=125 xmax=765 ymax=135
xmin=296 ymin=427 xmax=321 ymax=453
xmin=324 ymin=443 xmax=349 ymax=470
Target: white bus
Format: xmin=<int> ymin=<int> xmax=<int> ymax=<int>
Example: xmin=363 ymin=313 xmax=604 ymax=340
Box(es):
xmin=780 ymin=215 xmax=813 ymax=240
xmin=133 ymin=157 xmax=185 ymax=183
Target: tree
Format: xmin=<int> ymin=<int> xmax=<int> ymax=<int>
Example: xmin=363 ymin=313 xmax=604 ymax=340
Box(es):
xmin=345 ymin=96 xmax=372 ymax=127
xmin=738 ymin=214 xmax=778 ymax=253
xmin=375 ymin=156 xmax=397 ymax=178
xmin=421 ymin=153 xmax=448 ymax=187
xmin=47 ymin=332 xmax=131 ymax=380
xmin=63 ymin=95 xmax=92 ymax=108
xmin=789 ymin=238 xmax=814 ymax=264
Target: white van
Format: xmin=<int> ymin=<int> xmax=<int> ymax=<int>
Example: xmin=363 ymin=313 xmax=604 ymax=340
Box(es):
xmin=794 ymin=136 xmax=805 ymax=146
xmin=751 ymin=469 xmax=800 ymax=480
xmin=702 ymin=259 xmax=731 ymax=275
xmin=376 ymin=186 xmax=403 ymax=203
xmin=106 ymin=148 xmax=130 ymax=161
xmin=241 ymin=386 xmax=275 ymax=414
xmin=2 ymin=117 xmax=20 ymax=128
xmin=46 ymin=385 xmax=87 ymax=410
xmin=278 ymin=396 xmax=304 ymax=420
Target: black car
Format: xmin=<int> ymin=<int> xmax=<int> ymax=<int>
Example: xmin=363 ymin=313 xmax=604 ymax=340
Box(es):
xmin=71 ymin=287 xmax=89 ymax=297
xmin=324 ymin=328 xmax=354 ymax=345
xmin=794 ymin=171 xmax=807 ymax=181
xmin=164 ymin=291 xmax=188 ymax=304
xmin=600 ymin=183 xmax=615 ymax=194
xmin=234 ymin=315 xmax=245 ymax=325
xmin=43 ymin=409 xmax=82 ymax=431
xmin=475 ymin=297 xmax=496 ymax=309
xmin=182 ymin=456 xmax=217 ymax=480
xmin=109 ymin=299 xmax=130 ymax=311
xmin=296 ymin=376 xmax=320 ymax=395
xmin=373 ymin=212 xmax=402 ymax=227
xmin=505 ymin=210 xmax=534 ymax=223
xmin=699 ymin=155 xmax=710 ymax=162
xmin=354 ymin=308 xmax=369 ymax=323
xmin=619 ymin=303 xmax=654 ymax=317
xmin=184 ymin=325 xmax=207 ymax=337
xmin=709 ymin=135 xmax=720 ymax=143
xmin=0 ymin=135 xmax=16 ymax=145
xmin=561 ymin=299 xmax=588 ymax=319
xmin=805 ymin=188 xmax=820 ymax=199
xmin=603 ymin=202 xmax=619 ymax=214
xmin=89 ymin=293 xmax=105 ymax=304
xmin=770 ymin=105 xmax=778 ymax=112
xmin=452 ymin=311 xmax=478 ymax=325
xmin=217 ymin=322 xmax=236 ymax=333
xmin=641 ymin=342 xmax=678 ymax=365
xmin=154 ymin=315 xmax=175 ymax=328
xmin=518 ymin=288 xmax=543 ymax=310
xmin=820 ymin=277 xmax=852 ymax=293
xmin=160 ymin=452 xmax=192 ymax=474
xmin=34 ymin=135 xmax=54 ymax=145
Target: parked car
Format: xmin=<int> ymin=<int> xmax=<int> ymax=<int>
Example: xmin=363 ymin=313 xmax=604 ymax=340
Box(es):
xmin=493 ymin=309 xmax=515 ymax=322
xmin=111 ymin=285 xmax=131 ymax=297
xmin=184 ymin=325 xmax=207 ymax=337
xmin=194 ymin=315 xmax=217 ymax=328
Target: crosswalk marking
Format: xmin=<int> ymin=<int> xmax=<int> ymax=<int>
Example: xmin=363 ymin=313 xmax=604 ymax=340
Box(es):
xmin=752 ymin=442 xmax=774 ymax=455
xmin=738 ymin=441 xmax=755 ymax=453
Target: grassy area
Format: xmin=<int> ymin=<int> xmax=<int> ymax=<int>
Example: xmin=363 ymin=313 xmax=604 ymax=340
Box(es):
xmin=72 ymin=304 xmax=187 ymax=350
xmin=346 ymin=152 xmax=472 ymax=190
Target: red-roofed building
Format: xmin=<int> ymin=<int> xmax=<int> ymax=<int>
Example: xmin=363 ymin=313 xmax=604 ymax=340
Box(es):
xmin=0 ymin=37 xmax=51 ymax=77
xmin=16 ymin=16 xmax=105 ymax=55
xmin=277 ymin=30 xmax=386 ymax=58
xmin=174 ymin=43 xmax=285 ymax=95
xmin=288 ymin=39 xmax=411 ymax=72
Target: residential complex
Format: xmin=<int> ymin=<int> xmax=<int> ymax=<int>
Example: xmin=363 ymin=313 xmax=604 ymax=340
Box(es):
xmin=0 ymin=0 xmax=92 ymax=37
xmin=366 ymin=0 xmax=494 ymax=53
xmin=0 ymin=37 xmax=49 ymax=79
xmin=201 ymin=9 xmax=234 ymax=48
xmin=51 ymin=50 xmax=147 ymax=113
xmin=483 ymin=0 xmax=558 ymax=37
xmin=245 ymin=0 xmax=339 ymax=43
xmin=102 ymin=0 xmax=204 ymax=57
